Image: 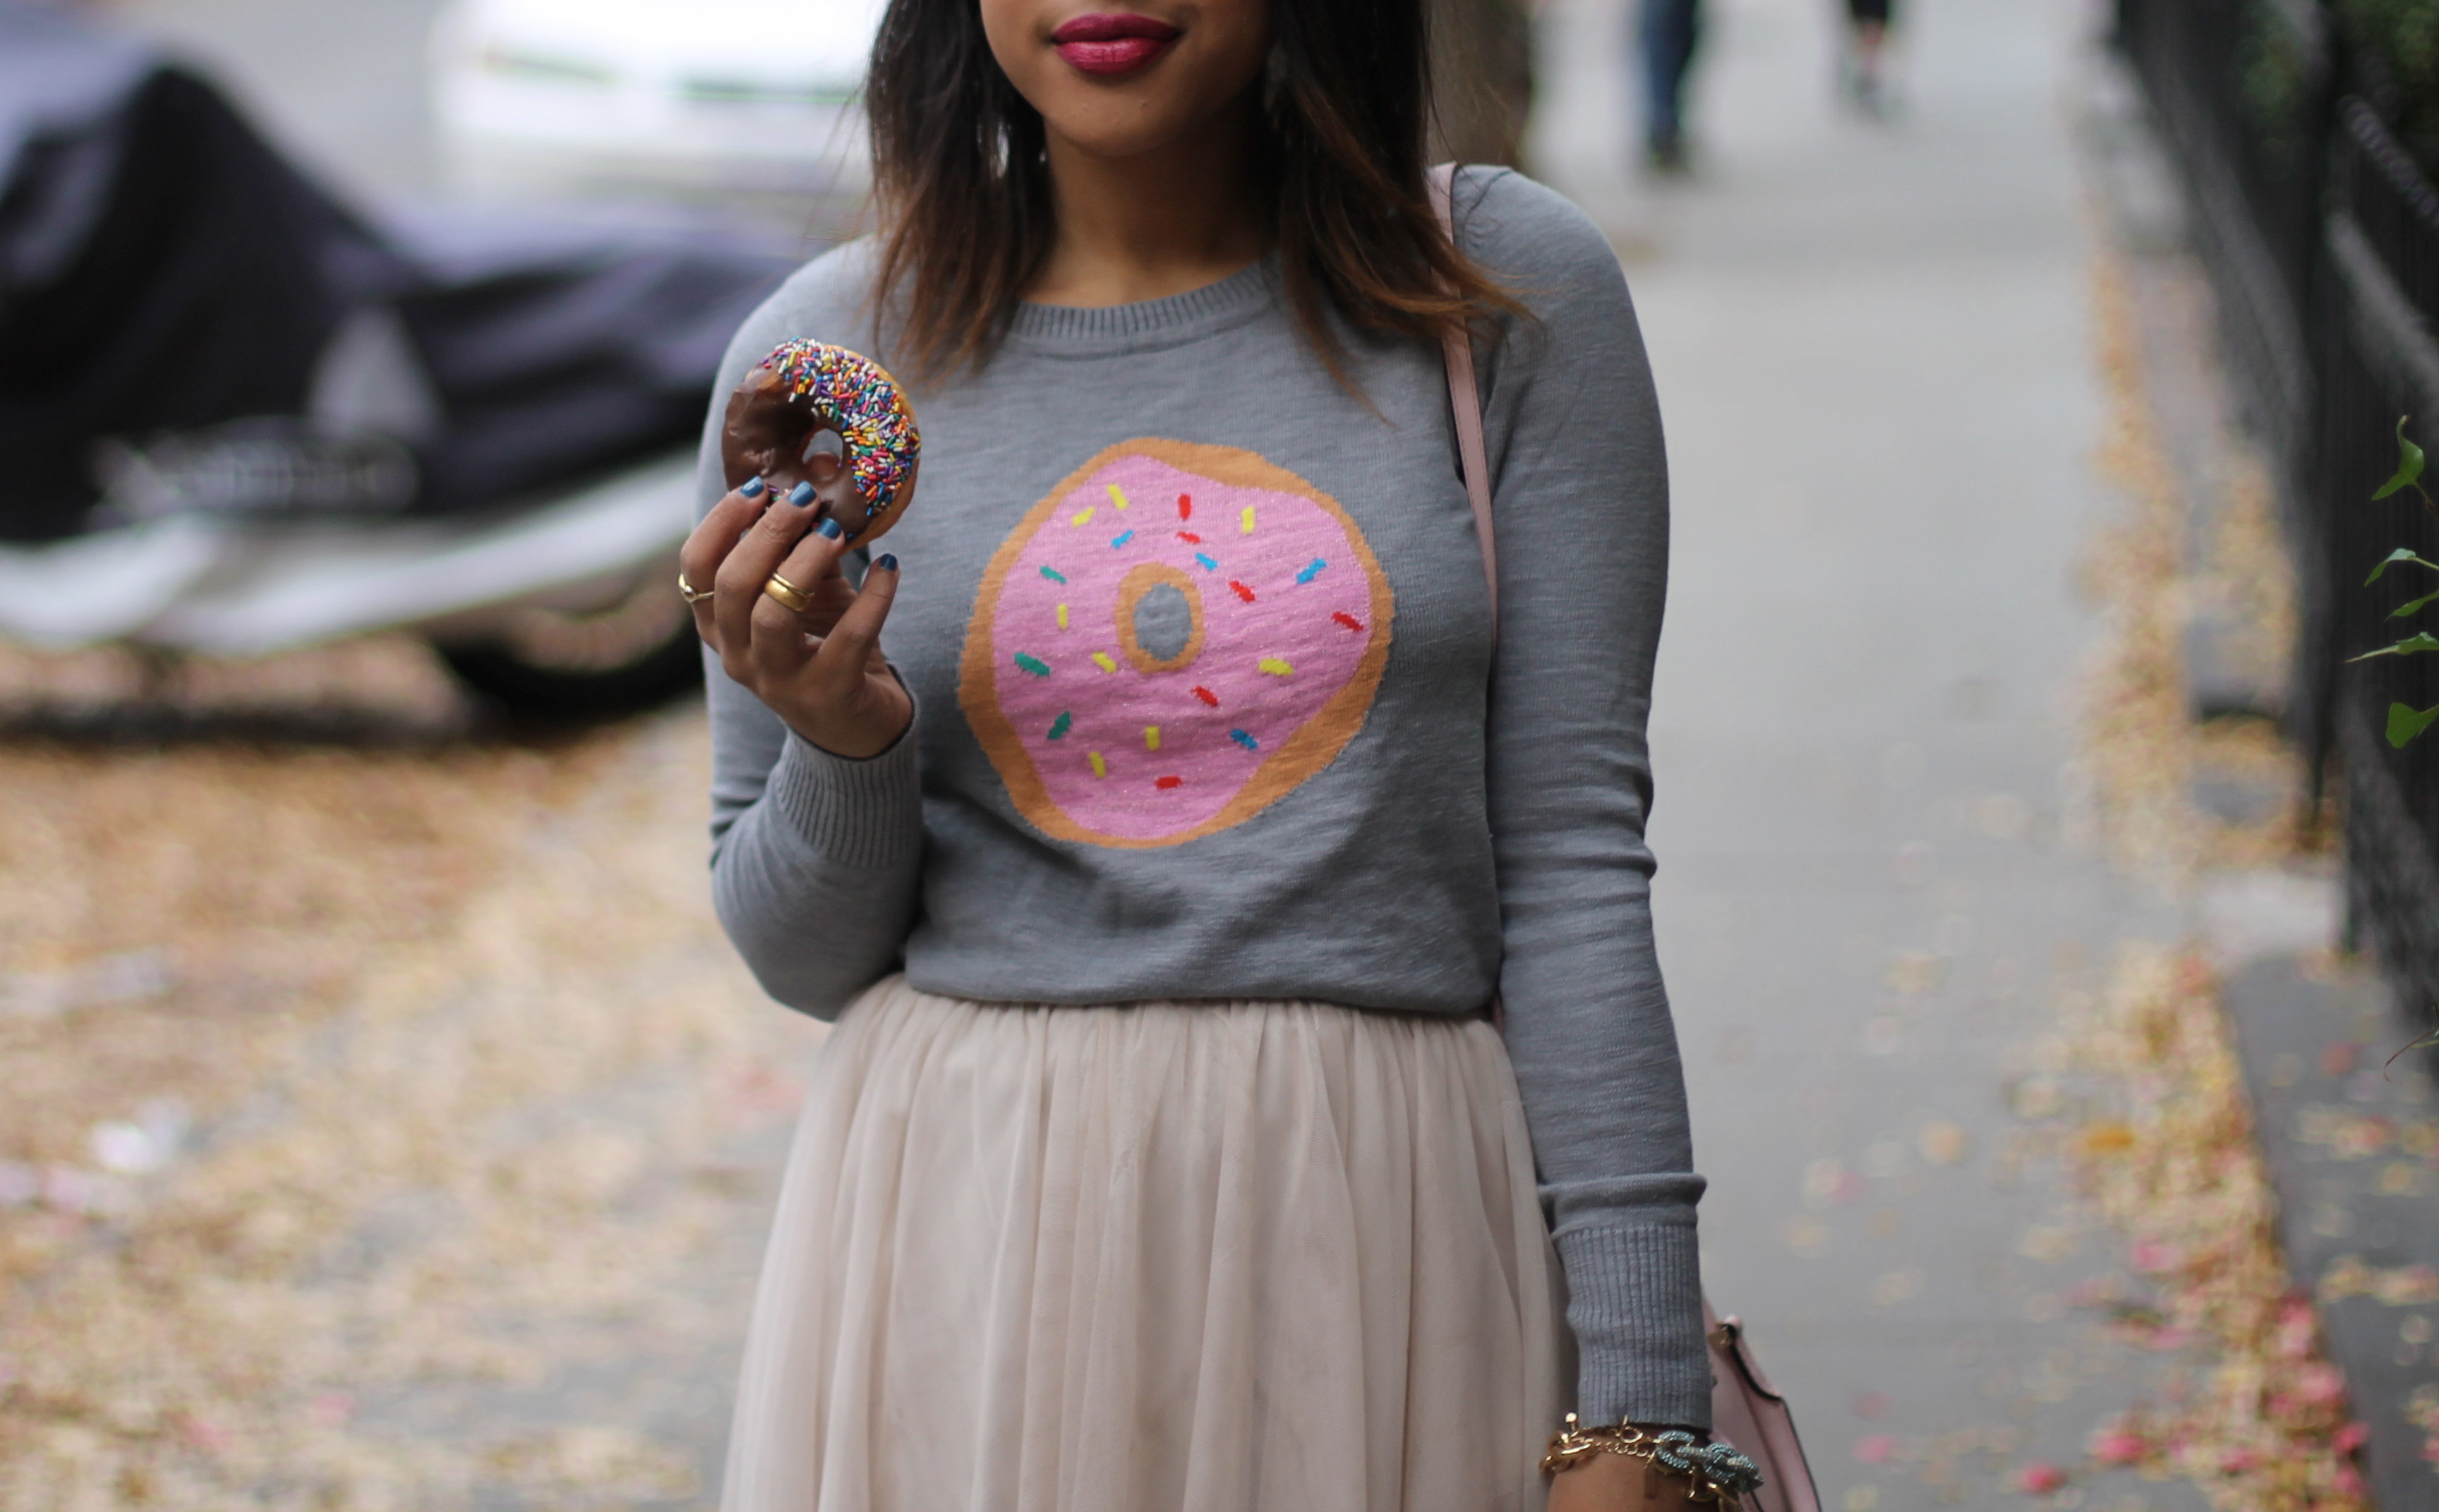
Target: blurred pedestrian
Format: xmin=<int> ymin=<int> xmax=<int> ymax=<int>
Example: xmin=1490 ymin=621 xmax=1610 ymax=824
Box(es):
xmin=684 ymin=0 xmax=1728 ymax=1509
xmin=1640 ymin=0 xmax=1702 ymax=171
xmin=1840 ymin=0 xmax=1894 ymax=113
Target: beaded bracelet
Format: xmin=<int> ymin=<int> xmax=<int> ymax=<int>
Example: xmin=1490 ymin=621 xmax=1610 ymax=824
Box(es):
xmin=1538 ymin=1415 xmax=1765 ymax=1508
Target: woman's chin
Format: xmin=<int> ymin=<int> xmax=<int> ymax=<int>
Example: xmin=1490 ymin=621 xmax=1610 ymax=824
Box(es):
xmin=1042 ymin=107 xmax=1226 ymax=164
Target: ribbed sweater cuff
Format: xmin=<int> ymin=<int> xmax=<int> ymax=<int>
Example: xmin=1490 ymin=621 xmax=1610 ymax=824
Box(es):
xmin=763 ymin=722 xmax=922 ymax=872
xmin=1552 ymin=1218 xmax=1712 ymax=1428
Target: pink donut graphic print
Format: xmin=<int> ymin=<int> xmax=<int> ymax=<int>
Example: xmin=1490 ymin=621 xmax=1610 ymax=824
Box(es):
xmin=960 ymin=439 xmax=1395 ymax=848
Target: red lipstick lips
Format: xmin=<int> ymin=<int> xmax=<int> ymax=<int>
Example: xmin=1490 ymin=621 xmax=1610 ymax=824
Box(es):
xmin=1050 ymin=13 xmax=1181 ymax=75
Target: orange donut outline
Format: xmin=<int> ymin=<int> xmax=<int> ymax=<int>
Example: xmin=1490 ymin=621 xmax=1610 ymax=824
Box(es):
xmin=959 ymin=437 xmax=1397 ymax=850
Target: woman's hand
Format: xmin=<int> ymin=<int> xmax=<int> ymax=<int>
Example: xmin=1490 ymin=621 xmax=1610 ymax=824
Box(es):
xmin=1544 ymin=1453 xmax=1706 ymax=1512
xmin=681 ymin=461 xmax=913 ymax=758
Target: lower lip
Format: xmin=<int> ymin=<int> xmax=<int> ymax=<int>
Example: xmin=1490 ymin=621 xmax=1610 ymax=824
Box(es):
xmin=1055 ymin=35 xmax=1174 ymax=75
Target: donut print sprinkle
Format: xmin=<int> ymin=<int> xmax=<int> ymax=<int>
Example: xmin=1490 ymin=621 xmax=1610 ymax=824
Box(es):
xmin=757 ymin=338 xmax=921 ymax=519
xmin=960 ymin=439 xmax=1395 ymax=849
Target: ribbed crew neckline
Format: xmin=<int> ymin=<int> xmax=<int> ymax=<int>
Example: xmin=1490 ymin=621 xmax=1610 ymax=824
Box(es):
xmin=1004 ymin=255 xmax=1277 ymax=350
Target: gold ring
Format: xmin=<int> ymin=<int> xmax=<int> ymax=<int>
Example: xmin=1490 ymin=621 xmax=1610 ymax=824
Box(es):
xmin=678 ymin=571 xmax=713 ymax=605
xmin=762 ymin=571 xmax=814 ymax=614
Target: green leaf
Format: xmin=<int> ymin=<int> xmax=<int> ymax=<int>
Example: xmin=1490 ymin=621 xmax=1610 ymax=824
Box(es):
xmin=2388 ymin=701 xmax=2439 ymax=747
xmin=2375 ymin=416 xmax=2427 ymax=500
xmin=2393 ymin=585 xmax=2439 ymax=618
xmin=2365 ymin=547 xmax=2436 ymax=584
xmin=2350 ymin=631 xmax=2439 ymax=663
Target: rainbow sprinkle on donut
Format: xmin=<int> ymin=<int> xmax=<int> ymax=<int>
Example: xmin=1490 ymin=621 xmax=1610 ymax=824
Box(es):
xmin=758 ymin=339 xmax=920 ymax=520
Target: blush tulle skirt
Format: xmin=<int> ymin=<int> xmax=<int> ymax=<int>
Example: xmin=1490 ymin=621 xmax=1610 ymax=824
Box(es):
xmin=719 ymin=975 xmax=1567 ymax=1512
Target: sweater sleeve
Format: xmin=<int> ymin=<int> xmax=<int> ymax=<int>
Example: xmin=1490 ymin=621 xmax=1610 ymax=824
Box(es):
xmin=697 ymin=254 xmax=925 ymax=1020
xmin=1460 ymin=171 xmax=1711 ymax=1428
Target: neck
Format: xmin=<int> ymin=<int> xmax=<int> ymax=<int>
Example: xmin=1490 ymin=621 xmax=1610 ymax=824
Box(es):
xmin=1026 ymin=98 xmax=1272 ymax=308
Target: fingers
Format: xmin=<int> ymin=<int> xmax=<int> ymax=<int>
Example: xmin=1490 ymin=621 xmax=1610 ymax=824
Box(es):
xmin=747 ymin=512 xmax=854 ymax=684
xmin=811 ymin=551 xmax=901 ymax=696
xmin=763 ymin=509 xmax=862 ymax=637
xmin=799 ymin=552 xmax=910 ymax=757
xmin=716 ymin=479 xmax=826 ymax=682
xmin=680 ymin=476 xmax=775 ymax=647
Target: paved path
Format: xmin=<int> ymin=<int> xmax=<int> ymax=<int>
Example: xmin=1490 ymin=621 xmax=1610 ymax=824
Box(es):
xmin=1536 ymin=0 xmax=2220 ymax=1506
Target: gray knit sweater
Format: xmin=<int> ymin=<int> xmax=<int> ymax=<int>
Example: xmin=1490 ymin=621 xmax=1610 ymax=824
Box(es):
xmin=696 ymin=167 xmax=1708 ymax=1429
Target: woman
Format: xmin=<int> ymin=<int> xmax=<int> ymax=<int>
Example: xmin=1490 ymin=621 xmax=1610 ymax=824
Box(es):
xmin=680 ymin=1 xmax=1714 ymax=1508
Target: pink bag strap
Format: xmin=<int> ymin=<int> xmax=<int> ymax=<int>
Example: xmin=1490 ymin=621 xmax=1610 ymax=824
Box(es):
xmin=1426 ymin=163 xmax=1498 ymax=634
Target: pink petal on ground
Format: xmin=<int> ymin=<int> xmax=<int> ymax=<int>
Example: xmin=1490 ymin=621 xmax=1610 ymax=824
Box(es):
xmin=307 ymin=1391 xmax=354 ymax=1426
xmin=2015 ymin=1463 xmax=2069 ymax=1494
xmin=2298 ymin=1364 xmax=2349 ymax=1405
xmin=2089 ymin=1429 xmax=2145 ymax=1465
xmin=1854 ymin=1434 xmax=1898 ymax=1465
xmin=723 ymin=1064 xmax=805 ymax=1115
xmin=180 ymin=1416 xmax=231 ymax=1453
xmin=40 ymin=1166 xmax=92 ymax=1213
xmin=2130 ymin=1240 xmax=2179 ymax=1274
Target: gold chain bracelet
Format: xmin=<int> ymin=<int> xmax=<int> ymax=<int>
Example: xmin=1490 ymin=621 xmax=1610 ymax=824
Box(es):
xmin=1538 ymin=1415 xmax=1764 ymax=1508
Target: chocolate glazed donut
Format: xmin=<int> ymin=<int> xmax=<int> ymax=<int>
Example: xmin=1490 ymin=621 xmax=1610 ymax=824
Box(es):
xmin=720 ymin=339 xmax=922 ymax=548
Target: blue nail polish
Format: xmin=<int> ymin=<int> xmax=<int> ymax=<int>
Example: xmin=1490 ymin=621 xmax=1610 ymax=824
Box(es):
xmin=815 ymin=516 xmax=844 ymax=540
xmin=788 ymin=480 xmax=817 ymax=507
xmin=877 ymin=553 xmax=898 ymax=571
xmin=740 ymin=476 xmax=766 ymax=498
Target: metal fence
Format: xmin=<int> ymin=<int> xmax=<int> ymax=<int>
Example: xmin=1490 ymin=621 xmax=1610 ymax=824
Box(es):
xmin=2119 ymin=0 xmax=2439 ymax=1017
xmin=2118 ymin=0 xmax=2330 ymax=477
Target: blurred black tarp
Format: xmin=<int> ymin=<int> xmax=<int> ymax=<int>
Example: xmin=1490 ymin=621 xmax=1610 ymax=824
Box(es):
xmin=0 ymin=2 xmax=798 ymax=543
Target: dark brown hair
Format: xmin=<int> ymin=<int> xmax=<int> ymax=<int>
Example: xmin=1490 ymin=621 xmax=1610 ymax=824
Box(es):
xmin=864 ymin=0 xmax=1526 ymax=380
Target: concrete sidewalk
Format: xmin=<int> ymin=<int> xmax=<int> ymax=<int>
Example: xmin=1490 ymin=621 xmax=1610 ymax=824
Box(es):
xmin=1534 ymin=0 xmax=2224 ymax=1504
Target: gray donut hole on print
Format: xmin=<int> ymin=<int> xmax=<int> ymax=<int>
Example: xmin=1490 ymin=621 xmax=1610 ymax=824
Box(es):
xmin=1132 ymin=581 xmax=1196 ymax=665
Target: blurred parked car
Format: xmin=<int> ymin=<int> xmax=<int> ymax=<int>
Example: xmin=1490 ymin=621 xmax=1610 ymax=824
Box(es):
xmin=431 ymin=0 xmax=885 ymax=200
xmin=0 ymin=1 xmax=803 ymax=718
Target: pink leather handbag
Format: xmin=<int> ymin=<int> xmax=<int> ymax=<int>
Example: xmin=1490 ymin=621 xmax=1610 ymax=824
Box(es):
xmin=1428 ymin=164 xmax=1822 ymax=1512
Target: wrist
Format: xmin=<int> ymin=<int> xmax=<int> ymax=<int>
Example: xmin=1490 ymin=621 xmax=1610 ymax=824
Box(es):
xmin=783 ymin=670 xmax=913 ymax=759
xmin=1541 ymin=1416 xmax=1761 ymax=1508
xmin=790 ymin=703 xmax=910 ymax=761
